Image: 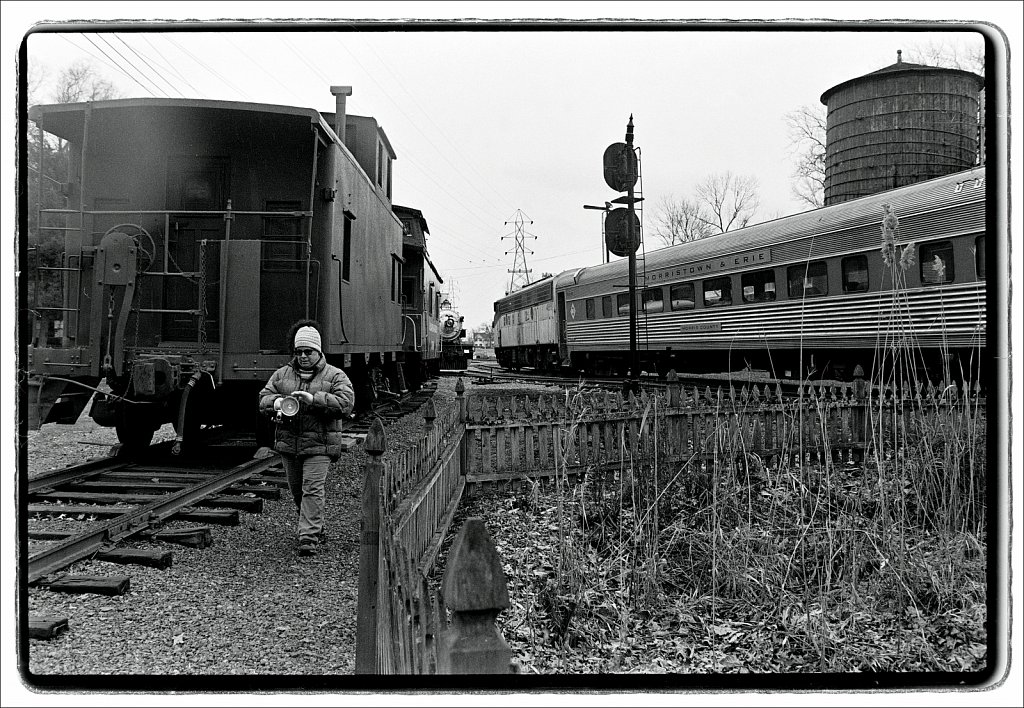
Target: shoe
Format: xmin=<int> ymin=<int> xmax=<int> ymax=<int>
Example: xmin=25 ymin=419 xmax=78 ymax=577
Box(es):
xmin=298 ymin=540 xmax=318 ymax=557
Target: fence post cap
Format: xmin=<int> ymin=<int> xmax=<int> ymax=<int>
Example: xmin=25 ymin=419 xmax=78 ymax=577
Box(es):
xmin=423 ymin=398 xmax=437 ymax=420
xmin=441 ymin=517 xmax=510 ymax=612
xmin=666 ymin=369 xmax=678 ymax=382
xmin=364 ymin=418 xmax=387 ymax=455
xmin=456 ymin=377 xmax=465 ymax=395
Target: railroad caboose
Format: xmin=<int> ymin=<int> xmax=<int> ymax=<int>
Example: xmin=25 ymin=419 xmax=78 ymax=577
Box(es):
xmin=26 ymin=87 xmax=439 ymax=453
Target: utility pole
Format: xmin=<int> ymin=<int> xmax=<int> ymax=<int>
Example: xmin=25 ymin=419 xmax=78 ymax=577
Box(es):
xmin=502 ymin=209 xmax=535 ymax=295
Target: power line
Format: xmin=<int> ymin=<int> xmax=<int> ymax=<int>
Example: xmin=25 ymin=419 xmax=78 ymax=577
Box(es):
xmin=73 ymin=34 xmax=157 ymax=96
xmin=353 ymin=35 xmax=511 ymax=213
xmin=163 ymin=34 xmax=249 ymax=99
xmin=94 ymin=34 xmax=169 ymax=97
xmin=143 ymin=35 xmax=208 ymax=98
xmin=114 ymin=34 xmax=186 ymax=98
xmin=330 ymin=36 xmax=511 ymax=229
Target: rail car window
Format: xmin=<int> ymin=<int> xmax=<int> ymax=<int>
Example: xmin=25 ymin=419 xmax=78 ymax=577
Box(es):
xmin=920 ymin=241 xmax=954 ymax=284
xmin=617 ymin=293 xmax=631 ymax=315
xmin=787 ymin=261 xmax=828 ymax=298
xmin=703 ymin=277 xmax=732 ymax=307
xmin=342 ymin=213 xmax=353 ymax=281
xmin=390 ymin=256 xmax=402 ymax=302
xmin=975 ymin=235 xmax=985 ymax=278
xmin=586 ymin=299 xmax=596 ymax=319
xmin=841 ymin=255 xmax=869 ymax=293
xmin=741 ymin=269 xmax=776 ymax=303
xmin=642 ymin=287 xmax=664 ymax=313
xmin=670 ymin=283 xmax=695 ymax=310
xmin=602 ymin=295 xmax=613 ymax=318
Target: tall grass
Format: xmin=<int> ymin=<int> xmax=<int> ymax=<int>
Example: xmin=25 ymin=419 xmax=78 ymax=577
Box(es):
xmin=523 ymin=206 xmax=987 ymax=671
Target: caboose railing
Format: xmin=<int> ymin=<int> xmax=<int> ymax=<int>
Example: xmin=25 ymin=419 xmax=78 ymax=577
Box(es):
xmin=30 ymin=205 xmax=316 ymax=354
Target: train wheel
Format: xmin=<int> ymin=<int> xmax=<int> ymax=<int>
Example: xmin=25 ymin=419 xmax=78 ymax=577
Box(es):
xmin=115 ymin=407 xmax=155 ymax=457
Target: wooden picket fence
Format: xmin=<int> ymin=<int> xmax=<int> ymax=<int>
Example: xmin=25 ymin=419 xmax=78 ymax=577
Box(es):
xmin=463 ymin=374 xmax=985 ymax=491
xmin=355 ymin=373 xmax=982 ymax=674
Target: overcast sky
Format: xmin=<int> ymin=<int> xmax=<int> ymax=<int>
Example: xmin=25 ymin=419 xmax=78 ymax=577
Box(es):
xmin=12 ymin=6 xmax=1000 ymax=331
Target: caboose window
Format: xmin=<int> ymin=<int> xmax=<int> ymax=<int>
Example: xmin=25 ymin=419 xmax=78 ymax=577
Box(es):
xmin=975 ymin=235 xmax=986 ymax=278
xmin=788 ymin=261 xmax=828 ymax=298
xmin=741 ymin=269 xmax=776 ymax=303
xmin=642 ymin=288 xmax=664 ymax=313
xmin=342 ymin=214 xmax=353 ymax=282
xmin=602 ymin=295 xmax=613 ymax=318
xmin=920 ymin=241 xmax=954 ymax=285
xmin=585 ymin=299 xmax=596 ymax=320
xmin=842 ymin=255 xmax=869 ymax=293
xmin=703 ymin=277 xmax=732 ymax=307
xmin=670 ymin=283 xmax=695 ymax=310
xmin=617 ymin=293 xmax=631 ymax=315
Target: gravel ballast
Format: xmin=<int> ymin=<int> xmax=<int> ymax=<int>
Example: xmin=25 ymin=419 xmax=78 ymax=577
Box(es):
xmin=22 ymin=376 xmax=480 ymax=682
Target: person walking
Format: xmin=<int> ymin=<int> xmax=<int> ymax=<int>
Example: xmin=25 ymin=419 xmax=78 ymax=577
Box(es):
xmin=259 ymin=320 xmax=355 ymax=556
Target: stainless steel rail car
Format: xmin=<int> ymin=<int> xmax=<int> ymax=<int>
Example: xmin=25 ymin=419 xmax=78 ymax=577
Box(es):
xmin=26 ymin=90 xmax=442 ymax=452
xmin=495 ymin=167 xmax=988 ymax=382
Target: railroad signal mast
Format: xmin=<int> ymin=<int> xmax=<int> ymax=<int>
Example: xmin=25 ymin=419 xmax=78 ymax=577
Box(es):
xmin=502 ymin=209 xmax=536 ymax=295
xmin=602 ymin=115 xmax=643 ymax=394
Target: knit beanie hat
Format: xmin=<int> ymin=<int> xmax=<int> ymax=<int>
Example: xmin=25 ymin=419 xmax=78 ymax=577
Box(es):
xmin=294 ymin=326 xmax=322 ymax=353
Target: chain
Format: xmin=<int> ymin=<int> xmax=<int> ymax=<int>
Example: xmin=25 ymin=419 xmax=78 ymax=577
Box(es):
xmin=197 ymin=239 xmax=207 ymax=352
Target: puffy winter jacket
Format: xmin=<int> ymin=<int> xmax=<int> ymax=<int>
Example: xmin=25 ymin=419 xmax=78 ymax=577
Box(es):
xmin=258 ymin=356 xmax=355 ymax=460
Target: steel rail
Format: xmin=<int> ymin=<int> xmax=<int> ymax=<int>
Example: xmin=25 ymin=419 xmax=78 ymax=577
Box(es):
xmin=26 ymin=442 xmax=177 ymax=495
xmin=27 ymin=454 xmax=278 ymax=583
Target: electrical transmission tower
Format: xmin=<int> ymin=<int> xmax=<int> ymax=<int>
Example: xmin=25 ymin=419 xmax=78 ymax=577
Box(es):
xmin=502 ymin=209 xmax=537 ymax=295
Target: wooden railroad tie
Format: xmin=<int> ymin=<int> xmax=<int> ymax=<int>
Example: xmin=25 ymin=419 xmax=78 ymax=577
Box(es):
xmin=28 ymin=615 xmax=69 ymax=640
xmin=172 ymin=508 xmax=240 ymax=526
xmin=141 ymin=525 xmax=214 ymax=548
xmin=46 ymin=574 xmax=131 ymax=596
xmin=95 ymin=548 xmax=174 ymax=569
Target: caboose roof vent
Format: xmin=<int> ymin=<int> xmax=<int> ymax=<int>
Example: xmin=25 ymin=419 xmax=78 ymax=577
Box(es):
xmin=330 ymin=85 xmax=352 ymax=143
xmin=897 ymin=49 xmax=902 ymax=63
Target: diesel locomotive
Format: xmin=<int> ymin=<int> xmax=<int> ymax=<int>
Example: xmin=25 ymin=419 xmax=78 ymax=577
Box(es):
xmin=25 ymin=87 xmax=444 ymax=453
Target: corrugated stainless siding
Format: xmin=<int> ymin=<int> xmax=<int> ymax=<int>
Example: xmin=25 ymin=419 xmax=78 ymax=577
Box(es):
xmin=567 ymin=167 xmax=984 ymax=299
xmin=566 ymin=282 xmax=985 ymax=351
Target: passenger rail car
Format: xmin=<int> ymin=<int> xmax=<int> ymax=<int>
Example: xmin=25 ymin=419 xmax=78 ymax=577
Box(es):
xmin=26 ymin=91 xmax=442 ymax=452
xmin=495 ymin=167 xmax=987 ymax=382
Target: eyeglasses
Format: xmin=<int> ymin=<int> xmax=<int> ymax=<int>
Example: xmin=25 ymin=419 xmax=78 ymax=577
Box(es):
xmin=294 ymin=348 xmax=317 ymax=357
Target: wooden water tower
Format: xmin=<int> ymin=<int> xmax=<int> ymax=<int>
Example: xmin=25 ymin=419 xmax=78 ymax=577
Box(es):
xmin=820 ymin=50 xmax=983 ymax=206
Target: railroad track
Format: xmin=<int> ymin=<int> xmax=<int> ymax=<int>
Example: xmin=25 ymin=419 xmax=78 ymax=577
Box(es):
xmin=26 ymin=382 xmax=439 ymax=587
xmin=25 ymin=382 xmax=442 ymax=639
xmin=26 ymin=441 xmax=287 ymax=588
xmin=460 ymin=361 xmax=828 ymax=397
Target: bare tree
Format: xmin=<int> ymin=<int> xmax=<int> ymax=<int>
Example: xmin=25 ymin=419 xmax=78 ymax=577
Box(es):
xmin=783 ymin=104 xmax=827 ymax=209
xmin=904 ymin=39 xmax=985 ymax=75
xmin=694 ymin=171 xmax=760 ymax=233
xmin=651 ymin=194 xmax=715 ymax=246
xmin=50 ymin=60 xmax=120 ymax=104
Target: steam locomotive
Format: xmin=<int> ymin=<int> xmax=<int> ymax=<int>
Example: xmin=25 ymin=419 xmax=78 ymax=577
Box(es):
xmin=438 ymin=295 xmax=473 ymax=370
xmin=25 ymin=88 xmax=445 ymax=453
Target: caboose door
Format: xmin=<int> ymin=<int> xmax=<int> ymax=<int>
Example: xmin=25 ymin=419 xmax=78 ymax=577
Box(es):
xmin=163 ymin=157 xmax=229 ymax=344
